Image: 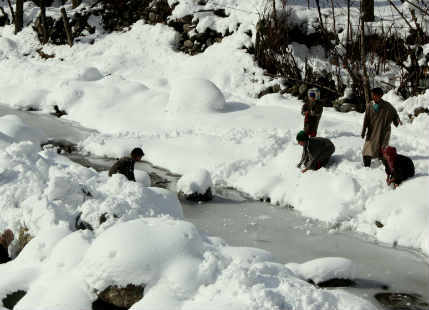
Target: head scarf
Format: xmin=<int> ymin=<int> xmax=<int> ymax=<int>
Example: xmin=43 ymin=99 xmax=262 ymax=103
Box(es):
xmin=383 ymin=146 xmax=397 ymax=172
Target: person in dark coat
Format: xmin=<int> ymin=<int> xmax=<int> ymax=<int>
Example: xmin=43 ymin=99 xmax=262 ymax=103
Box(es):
xmin=301 ymin=88 xmax=323 ymax=137
xmin=382 ymin=146 xmax=415 ymax=188
xmin=296 ymin=131 xmax=335 ymax=173
xmin=108 ymin=147 xmax=144 ymax=182
xmin=0 ymin=229 xmax=14 ymax=264
xmin=361 ymin=87 xmax=401 ymax=167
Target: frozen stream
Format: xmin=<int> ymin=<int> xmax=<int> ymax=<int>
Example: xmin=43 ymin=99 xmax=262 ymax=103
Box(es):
xmin=1 ymin=105 xmax=428 ymax=309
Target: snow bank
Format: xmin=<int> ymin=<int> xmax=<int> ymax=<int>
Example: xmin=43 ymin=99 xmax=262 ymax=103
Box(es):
xmin=177 ymin=168 xmax=213 ymax=195
xmin=0 ymin=115 xmax=46 ymax=145
xmin=167 ymin=78 xmax=226 ymax=116
xmin=0 ymin=218 xmax=377 ymax=310
xmin=0 ymin=137 xmax=183 ymax=237
xmin=358 ymin=176 xmax=429 ymax=254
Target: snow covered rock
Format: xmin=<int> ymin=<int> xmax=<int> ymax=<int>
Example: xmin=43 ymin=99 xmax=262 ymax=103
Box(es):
xmin=167 ymin=78 xmax=226 ymax=115
xmin=75 ymin=67 xmax=103 ymax=82
xmin=177 ymin=168 xmax=213 ymax=202
xmin=287 ymin=257 xmax=357 ymax=286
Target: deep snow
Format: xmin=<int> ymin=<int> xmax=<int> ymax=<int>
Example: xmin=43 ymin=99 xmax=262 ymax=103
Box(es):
xmin=0 ymin=0 xmax=428 ymax=309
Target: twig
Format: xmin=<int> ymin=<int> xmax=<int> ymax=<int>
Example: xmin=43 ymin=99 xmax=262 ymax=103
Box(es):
xmin=387 ymin=0 xmax=415 ymax=30
xmin=6 ymin=0 xmax=14 ymax=24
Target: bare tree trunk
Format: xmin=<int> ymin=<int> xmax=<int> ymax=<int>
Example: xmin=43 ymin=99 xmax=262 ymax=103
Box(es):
xmin=14 ymin=0 xmax=24 ymax=34
xmin=7 ymin=0 xmax=15 ymax=24
xmin=329 ymin=0 xmax=337 ymax=41
xmin=346 ymin=0 xmax=351 ymax=59
xmin=40 ymin=0 xmax=48 ymax=44
xmin=272 ymin=0 xmax=278 ymax=29
xmin=360 ymin=16 xmax=371 ymax=108
xmin=361 ymin=0 xmax=374 ymax=22
xmin=71 ymin=0 xmax=82 ymax=9
xmin=61 ymin=8 xmax=73 ymax=47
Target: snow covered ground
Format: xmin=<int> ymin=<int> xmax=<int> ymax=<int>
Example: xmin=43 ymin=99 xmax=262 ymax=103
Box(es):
xmin=0 ymin=0 xmax=428 ymax=309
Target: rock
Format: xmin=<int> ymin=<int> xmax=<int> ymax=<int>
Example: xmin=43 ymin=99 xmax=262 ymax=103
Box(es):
xmin=375 ymin=220 xmax=384 ymax=228
xmin=2 ymin=290 xmax=26 ymax=310
xmin=374 ymin=292 xmax=429 ymax=310
xmin=50 ymin=105 xmax=67 ymax=118
xmin=40 ymin=138 xmax=77 ymax=154
xmin=414 ymin=106 xmax=429 ymax=117
xmin=183 ymin=39 xmax=194 ymax=48
xmin=180 ymin=187 xmax=213 ymax=202
xmin=98 ymin=284 xmax=144 ymax=308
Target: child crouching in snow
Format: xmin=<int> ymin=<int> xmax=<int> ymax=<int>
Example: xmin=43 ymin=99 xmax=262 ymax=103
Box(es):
xmin=296 ymin=131 xmax=335 ymax=173
xmin=382 ymin=146 xmax=415 ymax=188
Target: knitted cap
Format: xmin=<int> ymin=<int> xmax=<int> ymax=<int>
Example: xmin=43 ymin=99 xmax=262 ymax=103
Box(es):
xmin=296 ymin=130 xmax=309 ymax=142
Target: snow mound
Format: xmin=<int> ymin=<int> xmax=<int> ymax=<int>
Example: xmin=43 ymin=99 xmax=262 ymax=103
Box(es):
xmin=0 ymin=114 xmax=46 ymax=145
xmin=287 ymin=257 xmax=357 ymax=284
xmin=75 ymin=66 xmax=103 ymax=81
xmin=78 ymin=218 xmax=204 ymax=291
xmin=0 ymin=140 xmax=183 ymax=236
xmin=167 ymin=78 xmax=226 ymax=115
xmin=177 ymin=168 xmax=213 ymax=195
xmin=135 ymin=170 xmax=151 ymax=187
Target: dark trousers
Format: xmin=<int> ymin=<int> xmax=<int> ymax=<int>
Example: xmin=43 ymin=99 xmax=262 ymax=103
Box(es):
xmin=363 ymin=156 xmax=372 ymax=167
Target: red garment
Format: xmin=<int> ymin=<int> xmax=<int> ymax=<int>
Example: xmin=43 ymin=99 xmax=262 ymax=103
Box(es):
xmin=383 ymin=146 xmax=397 ymax=172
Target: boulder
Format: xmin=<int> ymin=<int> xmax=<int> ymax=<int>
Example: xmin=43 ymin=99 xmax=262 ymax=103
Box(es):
xmin=414 ymin=106 xmax=429 ymax=118
xmin=180 ymin=187 xmax=213 ymax=202
xmin=2 ymin=290 xmax=27 ymax=310
xmin=98 ymin=284 xmax=144 ymax=308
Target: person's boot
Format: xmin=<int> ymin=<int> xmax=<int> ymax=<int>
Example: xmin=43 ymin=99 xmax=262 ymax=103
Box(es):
xmin=363 ymin=156 xmax=372 ymax=167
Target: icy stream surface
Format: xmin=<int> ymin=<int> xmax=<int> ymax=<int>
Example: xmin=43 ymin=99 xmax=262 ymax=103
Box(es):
xmin=1 ymin=104 xmax=428 ymax=309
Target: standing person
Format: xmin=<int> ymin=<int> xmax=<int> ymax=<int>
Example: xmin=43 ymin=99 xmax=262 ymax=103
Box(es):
xmin=301 ymin=88 xmax=323 ymax=137
xmin=108 ymin=147 xmax=144 ymax=182
xmin=361 ymin=87 xmax=401 ymax=167
xmin=0 ymin=229 xmax=14 ymax=264
xmin=382 ymin=146 xmax=415 ymax=188
xmin=296 ymin=131 xmax=335 ymax=173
